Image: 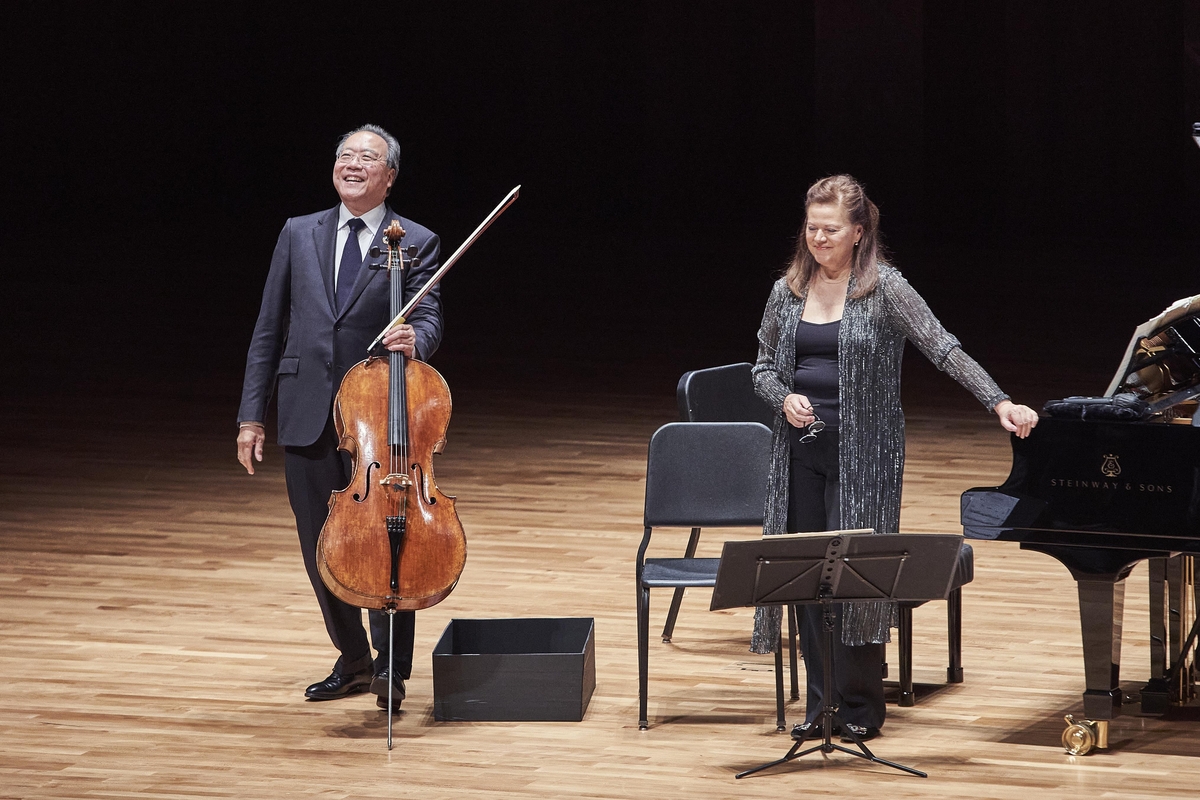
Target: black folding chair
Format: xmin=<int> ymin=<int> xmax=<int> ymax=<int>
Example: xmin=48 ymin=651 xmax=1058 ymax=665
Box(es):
xmin=676 ymin=362 xmax=775 ymax=429
xmin=636 ymin=422 xmax=773 ymax=730
xmin=671 ymin=363 xmax=801 ymax=704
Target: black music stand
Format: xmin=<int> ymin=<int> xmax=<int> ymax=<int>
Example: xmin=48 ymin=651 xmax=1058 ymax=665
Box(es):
xmin=710 ymin=530 xmax=964 ymax=779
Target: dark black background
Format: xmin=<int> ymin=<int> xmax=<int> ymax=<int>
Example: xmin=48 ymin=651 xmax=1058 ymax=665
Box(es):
xmin=2 ymin=1 xmax=1198 ymax=413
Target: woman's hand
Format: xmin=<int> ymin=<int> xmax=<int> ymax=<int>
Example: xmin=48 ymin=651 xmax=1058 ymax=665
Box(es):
xmin=783 ymin=393 xmax=817 ymax=428
xmin=994 ymin=399 xmax=1039 ymax=439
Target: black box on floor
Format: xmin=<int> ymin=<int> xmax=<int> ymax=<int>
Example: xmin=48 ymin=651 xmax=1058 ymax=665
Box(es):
xmin=432 ymin=617 xmax=596 ymax=722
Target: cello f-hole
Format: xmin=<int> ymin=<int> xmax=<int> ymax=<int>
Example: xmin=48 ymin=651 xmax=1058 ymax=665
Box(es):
xmin=413 ymin=463 xmax=436 ymax=505
xmin=354 ymin=461 xmax=383 ymax=502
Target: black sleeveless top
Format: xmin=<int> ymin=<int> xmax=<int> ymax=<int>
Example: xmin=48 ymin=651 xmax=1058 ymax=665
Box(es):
xmin=789 ymin=318 xmax=840 ymax=450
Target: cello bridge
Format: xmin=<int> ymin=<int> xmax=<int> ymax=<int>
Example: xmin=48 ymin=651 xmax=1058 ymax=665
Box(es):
xmin=381 ymin=473 xmax=413 ymax=490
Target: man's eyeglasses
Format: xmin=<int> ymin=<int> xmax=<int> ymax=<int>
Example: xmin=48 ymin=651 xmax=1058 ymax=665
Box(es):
xmin=336 ymin=150 xmax=385 ymax=167
xmin=797 ymin=412 xmax=825 ymax=444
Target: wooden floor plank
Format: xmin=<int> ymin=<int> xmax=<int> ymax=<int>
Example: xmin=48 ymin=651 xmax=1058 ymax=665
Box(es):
xmin=2 ymin=387 xmax=1199 ymax=798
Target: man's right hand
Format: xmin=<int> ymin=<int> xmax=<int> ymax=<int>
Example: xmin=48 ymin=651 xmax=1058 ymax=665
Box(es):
xmin=237 ymin=423 xmax=266 ymax=475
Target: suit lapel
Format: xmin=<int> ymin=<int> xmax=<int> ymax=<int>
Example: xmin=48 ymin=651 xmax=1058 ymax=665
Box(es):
xmin=313 ymin=207 xmax=339 ymax=315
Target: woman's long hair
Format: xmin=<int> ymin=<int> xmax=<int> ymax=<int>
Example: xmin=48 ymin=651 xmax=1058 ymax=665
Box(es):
xmin=784 ymin=174 xmax=887 ymax=300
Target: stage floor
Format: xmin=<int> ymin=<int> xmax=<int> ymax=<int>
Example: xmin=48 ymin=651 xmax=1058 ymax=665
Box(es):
xmin=2 ymin=379 xmax=1199 ymax=799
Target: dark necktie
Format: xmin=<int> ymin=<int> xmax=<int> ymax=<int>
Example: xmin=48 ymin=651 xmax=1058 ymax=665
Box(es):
xmin=336 ymin=217 xmax=366 ymax=312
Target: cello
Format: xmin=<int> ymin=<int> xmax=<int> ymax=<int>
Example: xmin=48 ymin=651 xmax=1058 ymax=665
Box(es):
xmin=317 ymin=219 xmax=466 ymax=614
xmin=316 ymin=187 xmax=518 ymax=747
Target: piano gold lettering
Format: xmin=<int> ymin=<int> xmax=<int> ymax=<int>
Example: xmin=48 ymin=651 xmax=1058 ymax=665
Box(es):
xmin=1047 ymin=478 xmax=1149 ymax=491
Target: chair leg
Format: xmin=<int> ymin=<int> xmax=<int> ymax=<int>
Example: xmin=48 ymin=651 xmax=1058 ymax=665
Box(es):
xmin=787 ymin=604 xmax=799 ymax=700
xmin=774 ymin=635 xmax=786 ymax=731
xmin=881 ymin=641 xmax=888 ymax=679
xmin=661 ymin=528 xmax=701 ymax=642
xmin=899 ymin=606 xmax=914 ymax=707
xmin=661 ymin=588 xmax=686 ymax=643
xmin=638 ymin=584 xmax=650 ymax=729
xmin=947 ymin=587 xmax=964 ymax=683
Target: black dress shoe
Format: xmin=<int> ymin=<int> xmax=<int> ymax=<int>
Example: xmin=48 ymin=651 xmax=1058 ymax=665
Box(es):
xmin=790 ymin=721 xmax=841 ymax=740
xmin=371 ymin=667 xmax=406 ymax=709
xmin=376 ymin=694 xmax=404 ymax=713
xmin=840 ymin=723 xmax=881 ymax=743
xmin=305 ymin=668 xmax=372 ymax=700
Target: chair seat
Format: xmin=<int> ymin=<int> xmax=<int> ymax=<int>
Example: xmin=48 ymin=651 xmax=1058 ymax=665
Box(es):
xmin=641 ymin=557 xmax=721 ymax=588
xmin=901 ymin=542 xmax=973 ymax=607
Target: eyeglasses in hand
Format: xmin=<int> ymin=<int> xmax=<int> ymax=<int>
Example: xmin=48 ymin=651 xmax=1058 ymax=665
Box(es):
xmin=797 ymin=412 xmax=825 ymax=444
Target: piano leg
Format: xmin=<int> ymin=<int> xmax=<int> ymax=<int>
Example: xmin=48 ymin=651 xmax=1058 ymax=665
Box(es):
xmin=1192 ymin=563 xmax=1200 ymax=693
xmin=1143 ymin=557 xmax=1170 ymax=713
xmin=1140 ymin=555 xmax=1196 ymax=713
xmin=1076 ymin=578 xmax=1126 ymax=723
xmin=1020 ymin=544 xmax=1150 ymax=753
xmin=1170 ymin=556 xmax=1195 ymax=705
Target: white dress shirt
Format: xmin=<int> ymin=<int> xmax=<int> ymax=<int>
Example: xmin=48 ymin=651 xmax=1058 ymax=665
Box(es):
xmin=334 ymin=202 xmax=387 ymax=291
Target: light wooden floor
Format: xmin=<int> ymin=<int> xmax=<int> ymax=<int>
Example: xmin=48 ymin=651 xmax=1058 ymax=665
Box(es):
xmin=2 ymin=383 xmax=1199 ymax=799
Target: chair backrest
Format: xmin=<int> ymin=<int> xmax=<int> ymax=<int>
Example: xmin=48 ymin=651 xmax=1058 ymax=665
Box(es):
xmin=676 ymin=362 xmax=775 ymax=427
xmin=643 ymin=422 xmax=771 ymax=528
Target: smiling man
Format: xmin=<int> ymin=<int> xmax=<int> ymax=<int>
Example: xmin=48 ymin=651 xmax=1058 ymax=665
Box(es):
xmin=236 ymin=124 xmax=442 ymax=712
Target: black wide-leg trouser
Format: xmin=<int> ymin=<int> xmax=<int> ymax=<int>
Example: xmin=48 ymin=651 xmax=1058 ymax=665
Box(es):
xmin=787 ymin=430 xmax=885 ymax=729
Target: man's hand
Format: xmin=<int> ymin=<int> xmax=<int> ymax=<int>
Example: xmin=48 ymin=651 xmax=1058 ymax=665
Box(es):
xmin=237 ymin=423 xmax=266 ymax=474
xmin=382 ymin=324 xmax=417 ymax=358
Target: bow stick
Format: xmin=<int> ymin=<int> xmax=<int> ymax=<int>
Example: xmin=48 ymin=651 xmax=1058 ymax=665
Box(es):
xmin=367 ymin=185 xmax=521 ymax=353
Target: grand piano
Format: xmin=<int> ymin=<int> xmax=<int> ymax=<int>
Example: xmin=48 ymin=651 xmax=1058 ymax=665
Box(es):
xmin=961 ymin=294 xmax=1200 ymax=754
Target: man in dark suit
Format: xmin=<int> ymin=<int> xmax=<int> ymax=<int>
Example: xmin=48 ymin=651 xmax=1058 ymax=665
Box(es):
xmin=236 ymin=124 xmax=442 ymax=710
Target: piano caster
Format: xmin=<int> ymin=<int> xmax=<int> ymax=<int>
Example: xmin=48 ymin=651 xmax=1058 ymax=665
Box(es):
xmin=1062 ymin=715 xmax=1109 ymax=755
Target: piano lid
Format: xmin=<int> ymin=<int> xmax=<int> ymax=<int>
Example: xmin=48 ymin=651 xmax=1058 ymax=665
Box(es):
xmin=1104 ymin=293 xmax=1200 ymax=415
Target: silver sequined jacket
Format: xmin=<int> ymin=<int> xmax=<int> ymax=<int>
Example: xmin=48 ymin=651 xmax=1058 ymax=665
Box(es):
xmin=749 ymin=264 xmax=1009 ymax=651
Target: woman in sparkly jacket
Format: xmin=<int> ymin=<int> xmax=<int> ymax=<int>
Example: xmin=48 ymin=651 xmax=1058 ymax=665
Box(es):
xmin=750 ymin=174 xmax=1038 ymax=742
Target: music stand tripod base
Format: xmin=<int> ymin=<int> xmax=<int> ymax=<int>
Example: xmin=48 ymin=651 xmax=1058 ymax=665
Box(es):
xmin=735 ymin=596 xmax=925 ymax=779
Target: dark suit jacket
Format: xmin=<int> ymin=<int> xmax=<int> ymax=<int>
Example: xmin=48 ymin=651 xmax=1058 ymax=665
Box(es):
xmin=238 ymin=204 xmax=443 ymax=447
